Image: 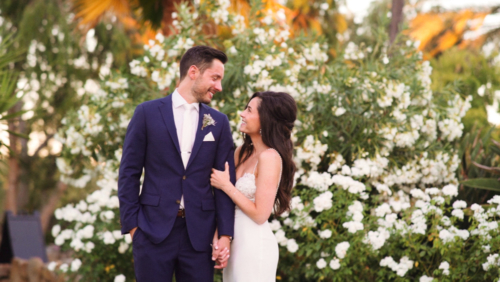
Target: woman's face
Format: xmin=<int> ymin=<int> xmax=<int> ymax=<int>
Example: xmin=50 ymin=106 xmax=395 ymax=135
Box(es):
xmin=239 ymin=97 xmax=261 ymax=134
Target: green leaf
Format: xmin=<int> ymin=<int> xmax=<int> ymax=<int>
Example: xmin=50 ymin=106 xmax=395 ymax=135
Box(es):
xmin=460 ymin=178 xmax=500 ymax=192
xmin=0 ymin=110 xmax=26 ymax=120
xmin=5 ymin=130 xmax=29 ymax=139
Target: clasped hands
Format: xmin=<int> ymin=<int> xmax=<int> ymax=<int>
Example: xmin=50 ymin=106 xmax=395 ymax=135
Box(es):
xmin=212 ymin=235 xmax=231 ymax=269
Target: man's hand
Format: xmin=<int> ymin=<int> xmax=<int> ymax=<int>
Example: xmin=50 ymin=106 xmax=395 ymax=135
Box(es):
xmin=214 ymin=236 xmax=231 ymax=269
xmin=130 ymin=227 xmax=138 ymax=240
xmin=211 ymin=237 xmax=220 ymax=262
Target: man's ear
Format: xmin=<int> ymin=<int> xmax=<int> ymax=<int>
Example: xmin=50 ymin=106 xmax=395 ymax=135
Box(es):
xmin=188 ymin=65 xmax=199 ymax=80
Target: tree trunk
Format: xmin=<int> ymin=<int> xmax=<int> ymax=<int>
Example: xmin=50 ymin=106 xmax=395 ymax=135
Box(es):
xmin=161 ymin=0 xmax=186 ymax=35
xmin=39 ymin=181 xmax=67 ymax=233
xmin=16 ymin=118 xmax=29 ymax=213
xmin=389 ymin=0 xmax=404 ymax=44
xmin=4 ymin=105 xmax=20 ymax=215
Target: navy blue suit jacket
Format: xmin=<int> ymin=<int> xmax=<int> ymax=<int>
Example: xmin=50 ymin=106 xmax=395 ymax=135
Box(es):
xmin=118 ymin=94 xmax=236 ymax=252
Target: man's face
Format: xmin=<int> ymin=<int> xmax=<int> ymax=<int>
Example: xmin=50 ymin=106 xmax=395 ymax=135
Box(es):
xmin=192 ymin=59 xmax=224 ymax=104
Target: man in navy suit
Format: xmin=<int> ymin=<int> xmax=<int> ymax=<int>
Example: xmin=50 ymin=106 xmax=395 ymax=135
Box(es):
xmin=118 ymin=46 xmax=236 ymax=281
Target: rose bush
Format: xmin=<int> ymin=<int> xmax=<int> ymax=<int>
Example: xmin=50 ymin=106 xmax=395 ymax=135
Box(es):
xmin=52 ymin=1 xmax=499 ymax=281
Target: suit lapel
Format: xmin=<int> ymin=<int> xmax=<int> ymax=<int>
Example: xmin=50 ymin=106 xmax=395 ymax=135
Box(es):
xmin=186 ymin=104 xmax=208 ymax=169
xmin=159 ymin=95 xmax=181 ymax=156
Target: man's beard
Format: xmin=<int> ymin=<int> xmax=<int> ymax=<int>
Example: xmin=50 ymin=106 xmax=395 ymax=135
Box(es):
xmin=192 ymin=79 xmax=214 ymax=105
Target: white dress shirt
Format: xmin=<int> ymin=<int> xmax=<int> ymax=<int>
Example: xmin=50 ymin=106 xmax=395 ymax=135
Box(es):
xmin=172 ymin=89 xmax=199 ymax=209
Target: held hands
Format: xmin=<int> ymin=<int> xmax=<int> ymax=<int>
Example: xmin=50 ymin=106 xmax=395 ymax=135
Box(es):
xmin=210 ymin=162 xmax=230 ymax=191
xmin=212 ymin=236 xmax=231 ymax=269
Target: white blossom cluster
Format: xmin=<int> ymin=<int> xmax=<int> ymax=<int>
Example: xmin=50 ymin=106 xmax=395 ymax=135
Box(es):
xmin=483 ymin=254 xmax=500 ymax=271
xmin=344 ymin=42 xmax=365 ymax=60
xmin=52 ymin=1 xmax=500 ymax=280
xmin=469 ymin=196 xmax=500 ymax=242
xmin=380 ymin=256 xmax=414 ymax=277
xmin=439 ymin=261 xmax=450 ymax=275
xmin=343 ymin=201 xmax=364 ymax=233
xmin=211 ymin=0 xmax=230 ymax=25
xmin=335 ymin=241 xmax=350 ymax=259
xmin=47 ymin=258 xmax=82 ymax=273
xmin=303 ymin=43 xmax=328 ymax=65
xmin=301 ymin=171 xmax=333 ymax=191
xmin=313 ymin=191 xmax=333 ymax=212
xmin=274 ymin=228 xmax=299 ymax=253
xmin=295 ymin=135 xmax=327 ymax=170
xmin=327 ymin=153 xmax=345 ymax=173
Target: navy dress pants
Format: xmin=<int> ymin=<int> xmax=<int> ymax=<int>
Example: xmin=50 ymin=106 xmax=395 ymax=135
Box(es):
xmin=133 ymin=216 xmax=215 ymax=282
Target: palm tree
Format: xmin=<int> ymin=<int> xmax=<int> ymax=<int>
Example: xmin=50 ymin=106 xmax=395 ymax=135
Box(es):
xmin=0 ymin=34 xmax=26 ymax=214
xmin=0 ymin=34 xmax=26 ymax=156
xmin=71 ymin=0 xmax=347 ymax=46
xmin=406 ymin=7 xmax=499 ymax=59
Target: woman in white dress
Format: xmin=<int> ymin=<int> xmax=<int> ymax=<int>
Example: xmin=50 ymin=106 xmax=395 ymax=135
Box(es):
xmin=210 ymin=91 xmax=297 ymax=282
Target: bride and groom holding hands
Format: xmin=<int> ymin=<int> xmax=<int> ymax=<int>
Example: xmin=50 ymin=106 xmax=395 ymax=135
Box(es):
xmin=118 ymin=45 xmax=297 ymax=281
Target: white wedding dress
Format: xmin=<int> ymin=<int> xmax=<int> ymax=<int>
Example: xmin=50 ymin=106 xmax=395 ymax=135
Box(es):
xmin=223 ymin=149 xmax=281 ymax=282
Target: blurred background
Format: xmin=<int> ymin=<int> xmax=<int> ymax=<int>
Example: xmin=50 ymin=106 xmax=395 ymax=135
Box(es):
xmin=0 ymin=0 xmax=500 ymax=280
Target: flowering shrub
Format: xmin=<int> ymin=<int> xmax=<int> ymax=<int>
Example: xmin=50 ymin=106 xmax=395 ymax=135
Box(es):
xmin=53 ymin=1 xmax=499 ymax=281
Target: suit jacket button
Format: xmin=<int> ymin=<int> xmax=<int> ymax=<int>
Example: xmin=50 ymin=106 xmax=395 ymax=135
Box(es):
xmin=182 ymin=175 xmax=186 ymax=180
xmin=176 ymin=200 xmax=181 ymax=204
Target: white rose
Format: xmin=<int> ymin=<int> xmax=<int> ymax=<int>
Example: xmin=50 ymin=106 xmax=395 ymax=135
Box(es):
xmin=439 ymin=261 xmax=450 ymax=275
xmin=451 ymin=209 xmax=464 ymax=220
xmin=316 ymin=258 xmax=327 ymax=269
xmin=54 ymin=235 xmax=65 ymax=246
xmin=319 ymin=229 xmax=332 ymax=239
xmin=286 ymin=239 xmax=299 ymax=253
xmin=85 ymin=241 xmax=95 ymax=253
xmin=335 ymin=241 xmax=350 ymax=259
xmin=47 ymin=261 xmax=57 ymax=271
xmin=103 ymin=231 xmax=116 ymax=245
xmin=59 ymin=263 xmax=68 ymax=273
xmin=114 ymin=274 xmax=126 ymax=282
xmin=70 ymin=259 xmax=82 ymax=272
xmin=269 ymin=220 xmax=281 ymax=231
xmin=113 ymin=230 xmax=123 ymax=240
xmin=330 ymin=258 xmax=340 ymax=270
xmin=452 ymin=200 xmax=467 ymax=209
xmin=442 ymin=184 xmax=458 ymax=197
xmin=51 ymin=225 xmax=61 ymax=237
xmin=118 ymin=242 xmax=129 ymax=254
xmin=274 ymin=229 xmax=288 ymax=246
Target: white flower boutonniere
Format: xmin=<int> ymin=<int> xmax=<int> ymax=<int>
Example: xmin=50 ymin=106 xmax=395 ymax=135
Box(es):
xmin=201 ymin=114 xmax=216 ymax=130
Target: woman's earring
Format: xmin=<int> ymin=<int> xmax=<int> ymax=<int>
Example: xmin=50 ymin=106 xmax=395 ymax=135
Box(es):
xmin=259 ymin=129 xmax=262 ymax=135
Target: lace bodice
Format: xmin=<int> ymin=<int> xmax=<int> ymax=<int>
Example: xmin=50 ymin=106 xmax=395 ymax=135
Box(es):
xmin=234 ymin=148 xmax=282 ymax=203
xmin=235 ymin=173 xmax=258 ymax=202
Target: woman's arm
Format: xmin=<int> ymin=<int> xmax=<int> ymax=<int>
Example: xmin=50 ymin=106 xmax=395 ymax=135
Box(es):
xmin=211 ymin=149 xmax=281 ymax=225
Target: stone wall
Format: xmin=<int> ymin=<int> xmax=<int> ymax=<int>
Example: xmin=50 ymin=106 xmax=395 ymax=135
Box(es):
xmin=0 ymin=258 xmax=64 ymax=282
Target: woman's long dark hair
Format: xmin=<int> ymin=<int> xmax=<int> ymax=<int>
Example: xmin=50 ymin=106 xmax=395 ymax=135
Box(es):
xmin=237 ymin=91 xmax=297 ymax=216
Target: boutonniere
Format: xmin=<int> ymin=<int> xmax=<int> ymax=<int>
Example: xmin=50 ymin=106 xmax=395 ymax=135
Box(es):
xmin=202 ymin=114 xmax=216 ymax=130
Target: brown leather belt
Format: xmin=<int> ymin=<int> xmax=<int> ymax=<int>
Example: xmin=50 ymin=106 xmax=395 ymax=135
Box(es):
xmin=177 ymin=209 xmax=185 ymax=218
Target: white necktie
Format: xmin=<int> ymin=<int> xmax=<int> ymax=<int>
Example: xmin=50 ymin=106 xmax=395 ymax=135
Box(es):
xmin=180 ymin=103 xmax=195 ymax=209
xmin=181 ymin=103 xmax=195 ymax=168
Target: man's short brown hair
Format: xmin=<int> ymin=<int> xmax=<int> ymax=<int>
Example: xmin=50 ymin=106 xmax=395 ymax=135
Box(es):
xmin=179 ymin=46 xmax=228 ymax=81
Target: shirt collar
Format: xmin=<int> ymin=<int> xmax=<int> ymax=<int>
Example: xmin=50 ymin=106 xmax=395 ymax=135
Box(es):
xmin=172 ymin=89 xmax=200 ymax=112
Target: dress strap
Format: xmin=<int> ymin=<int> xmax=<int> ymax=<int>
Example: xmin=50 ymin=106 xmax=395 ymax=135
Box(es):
xmin=252 ymin=160 xmax=259 ymax=175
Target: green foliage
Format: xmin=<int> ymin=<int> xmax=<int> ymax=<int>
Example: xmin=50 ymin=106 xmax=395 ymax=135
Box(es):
xmin=52 ymin=1 xmax=500 ymax=281
xmin=0 ymin=30 xmax=26 ymax=155
xmin=461 ymin=178 xmax=500 ymax=192
xmin=429 ymin=47 xmax=500 ymax=139
xmin=0 ymin=0 xmax=135 ymax=214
